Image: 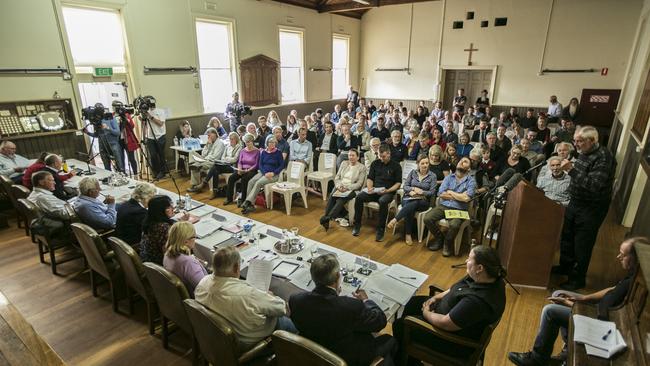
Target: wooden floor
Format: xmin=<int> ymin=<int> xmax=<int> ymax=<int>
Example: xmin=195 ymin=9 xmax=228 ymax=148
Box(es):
xmin=0 ymin=174 xmax=628 ymax=365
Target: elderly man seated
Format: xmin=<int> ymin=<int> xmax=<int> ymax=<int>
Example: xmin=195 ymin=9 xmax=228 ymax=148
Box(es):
xmin=27 ymin=171 xmax=72 ymax=221
xmin=0 ymin=140 xmax=30 ymax=184
xmin=187 ymin=127 xmax=225 ymax=193
xmin=41 ymin=154 xmax=77 ymax=201
xmin=194 ymin=247 xmax=296 ymax=351
xmin=536 ymin=156 xmax=571 ymax=206
xmin=289 ymin=253 xmax=397 ymax=366
xmin=423 ymin=157 xmax=476 ymax=256
xmin=71 ymin=176 xmax=117 ymax=230
xmin=508 ymin=237 xmax=648 ymax=365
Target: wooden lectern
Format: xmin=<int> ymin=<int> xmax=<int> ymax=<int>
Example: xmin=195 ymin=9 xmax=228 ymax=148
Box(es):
xmin=497 ymin=181 xmax=565 ymax=288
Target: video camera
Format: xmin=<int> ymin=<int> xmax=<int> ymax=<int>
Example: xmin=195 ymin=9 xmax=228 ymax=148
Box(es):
xmin=82 ymin=103 xmax=111 ymax=126
xmin=111 ymin=100 xmax=135 ymax=117
xmin=133 ymin=95 xmax=156 ymax=114
xmin=232 ymin=103 xmax=252 ymax=118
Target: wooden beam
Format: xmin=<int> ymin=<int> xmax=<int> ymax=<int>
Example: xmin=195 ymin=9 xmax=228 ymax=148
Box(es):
xmin=318 ymin=0 xmax=438 ymax=14
xmin=271 ymin=0 xmax=318 ymax=11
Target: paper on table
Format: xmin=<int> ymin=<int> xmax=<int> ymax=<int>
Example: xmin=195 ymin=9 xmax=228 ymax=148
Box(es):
xmin=191 ymin=204 xmax=217 ymax=217
xmin=573 ymin=315 xmax=620 ymax=351
xmin=366 ymin=290 xmax=390 ymax=312
xmin=365 ymin=273 xmax=415 ymax=305
xmin=323 ymin=154 xmax=335 ymax=169
xmin=246 ymin=259 xmax=273 ymax=292
xmin=290 ymin=162 xmax=302 ymax=179
xmin=288 ymin=267 xmax=315 ymax=292
xmin=194 ymin=218 xmax=222 ymax=238
xmin=584 ymin=330 xmax=626 ymax=358
xmin=385 ymin=264 xmax=428 ymax=288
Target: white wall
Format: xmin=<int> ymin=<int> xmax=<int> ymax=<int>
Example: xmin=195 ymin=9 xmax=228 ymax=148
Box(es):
xmin=361 ymin=0 xmax=641 ymax=106
xmin=0 ymin=0 xmax=360 ymax=120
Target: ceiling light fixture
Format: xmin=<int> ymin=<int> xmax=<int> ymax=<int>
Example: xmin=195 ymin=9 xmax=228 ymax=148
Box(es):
xmin=352 ymin=0 xmax=371 ymax=5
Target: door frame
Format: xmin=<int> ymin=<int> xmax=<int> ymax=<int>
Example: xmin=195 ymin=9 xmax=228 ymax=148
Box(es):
xmin=439 ymin=65 xmax=498 ymax=104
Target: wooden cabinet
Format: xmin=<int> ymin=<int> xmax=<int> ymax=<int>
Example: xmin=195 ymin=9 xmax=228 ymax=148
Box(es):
xmin=240 ymin=54 xmax=279 ymax=107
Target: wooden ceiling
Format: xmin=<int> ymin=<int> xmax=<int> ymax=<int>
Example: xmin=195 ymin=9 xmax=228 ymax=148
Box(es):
xmin=271 ymin=0 xmax=435 ymax=19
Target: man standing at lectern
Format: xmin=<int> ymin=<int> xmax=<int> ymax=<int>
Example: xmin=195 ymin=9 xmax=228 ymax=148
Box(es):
xmin=553 ymin=126 xmax=616 ymax=290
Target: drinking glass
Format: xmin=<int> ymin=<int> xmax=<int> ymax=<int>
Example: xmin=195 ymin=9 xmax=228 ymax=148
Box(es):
xmin=344 ymin=262 xmax=356 ymax=283
xmin=290 ymin=227 xmax=299 ymax=237
xmin=310 ymin=245 xmax=319 ymax=261
xmin=360 ymin=254 xmax=371 ymax=275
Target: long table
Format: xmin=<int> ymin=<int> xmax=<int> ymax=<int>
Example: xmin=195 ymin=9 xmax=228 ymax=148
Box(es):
xmin=64 ymin=160 xmax=427 ymax=319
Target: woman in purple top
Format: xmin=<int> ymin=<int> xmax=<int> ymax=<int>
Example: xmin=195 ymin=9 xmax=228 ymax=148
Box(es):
xmin=241 ymin=137 xmax=284 ymax=214
xmin=163 ymin=221 xmax=208 ymax=298
xmin=225 ymin=133 xmax=260 ymax=206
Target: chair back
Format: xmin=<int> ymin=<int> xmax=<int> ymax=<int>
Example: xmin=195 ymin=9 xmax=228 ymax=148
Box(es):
xmin=317 ymin=152 xmax=337 ymax=176
xmin=11 ymin=185 xmax=30 ymax=201
xmin=0 ymin=175 xmax=18 ymax=208
xmin=108 ymin=237 xmax=154 ymax=302
xmin=286 ymin=161 xmax=307 ymax=187
xmin=402 ymin=160 xmax=417 ymax=183
xmin=143 ymin=262 xmax=192 ymax=335
xmin=17 ymin=198 xmax=41 ymax=224
xmin=70 ymin=223 xmax=113 ymax=279
xmin=183 ymin=299 xmax=241 ymax=366
xmin=272 ymin=330 xmax=346 ymax=366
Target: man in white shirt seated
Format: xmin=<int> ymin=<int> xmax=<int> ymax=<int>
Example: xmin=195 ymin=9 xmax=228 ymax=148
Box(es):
xmin=194 ymin=247 xmax=297 ymax=350
xmin=27 ymin=171 xmax=72 ymax=221
xmin=187 ymin=127 xmax=225 ymax=192
xmin=71 ymin=176 xmax=117 ymax=230
xmin=289 ymin=127 xmax=313 ymax=168
xmin=0 ymin=140 xmax=30 ymax=184
xmin=536 ymin=156 xmax=571 ymax=206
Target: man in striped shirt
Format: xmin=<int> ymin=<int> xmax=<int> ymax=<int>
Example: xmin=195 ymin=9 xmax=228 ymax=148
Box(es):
xmin=536 ymin=156 xmax=570 ymax=206
xmin=553 ymin=126 xmax=616 ymax=290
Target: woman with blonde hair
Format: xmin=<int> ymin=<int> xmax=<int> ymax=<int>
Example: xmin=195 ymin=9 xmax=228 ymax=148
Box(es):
xmin=428 ymin=144 xmax=450 ymax=185
xmin=206 ymin=117 xmax=227 ymax=137
xmin=163 ymin=221 xmax=207 ymax=297
xmin=267 ymin=110 xmax=281 ymax=128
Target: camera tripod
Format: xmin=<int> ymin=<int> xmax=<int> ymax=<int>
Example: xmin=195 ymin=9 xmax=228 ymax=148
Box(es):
xmin=79 ymin=121 xmax=122 ymax=175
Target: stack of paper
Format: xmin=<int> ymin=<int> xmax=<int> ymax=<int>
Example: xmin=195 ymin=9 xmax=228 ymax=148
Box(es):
xmin=385 ymin=264 xmax=428 ymax=288
xmin=246 ymin=259 xmax=273 ymax=292
xmin=364 ymin=273 xmax=415 ymax=305
xmin=573 ymin=314 xmax=627 ymax=358
xmin=194 ymin=218 xmax=222 ymax=238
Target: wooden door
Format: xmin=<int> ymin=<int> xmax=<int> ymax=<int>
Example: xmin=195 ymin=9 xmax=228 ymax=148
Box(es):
xmin=579 ymin=89 xmax=621 ymax=128
xmin=442 ymin=69 xmax=492 ymax=110
xmin=468 ymin=70 xmax=492 ymax=107
xmin=631 ymin=179 xmax=650 ymax=237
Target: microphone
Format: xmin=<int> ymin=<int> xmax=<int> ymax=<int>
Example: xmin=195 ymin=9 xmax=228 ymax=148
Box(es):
xmin=526 ymin=160 xmax=547 ymax=175
xmin=495 ymin=168 xmax=516 ymax=187
xmin=495 ymin=173 xmax=524 ymax=201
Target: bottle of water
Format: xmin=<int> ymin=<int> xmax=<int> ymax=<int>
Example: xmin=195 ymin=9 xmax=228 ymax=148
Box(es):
xmin=185 ymin=194 xmax=191 ymax=209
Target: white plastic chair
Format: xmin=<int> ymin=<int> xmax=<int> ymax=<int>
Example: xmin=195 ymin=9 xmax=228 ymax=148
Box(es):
xmin=269 ymin=162 xmax=308 ymax=215
xmin=425 ymin=198 xmax=475 ymax=256
xmin=306 ymin=153 xmax=337 ymax=201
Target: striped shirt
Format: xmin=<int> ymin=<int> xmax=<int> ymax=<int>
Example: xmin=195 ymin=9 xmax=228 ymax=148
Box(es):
xmin=536 ymin=171 xmax=571 ymax=206
xmin=568 ymin=144 xmax=616 ymax=202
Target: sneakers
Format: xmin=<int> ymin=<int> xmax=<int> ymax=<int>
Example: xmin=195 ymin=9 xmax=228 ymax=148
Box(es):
xmin=507 ymin=351 xmax=542 ymax=366
xmin=336 ymin=218 xmax=350 ymax=227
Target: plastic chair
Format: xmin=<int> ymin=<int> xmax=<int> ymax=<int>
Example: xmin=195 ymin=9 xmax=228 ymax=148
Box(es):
xmin=269 ymin=162 xmax=308 ymax=215
xmin=307 ymin=153 xmax=337 ymax=201
xmin=425 ymin=199 xmax=475 ymax=256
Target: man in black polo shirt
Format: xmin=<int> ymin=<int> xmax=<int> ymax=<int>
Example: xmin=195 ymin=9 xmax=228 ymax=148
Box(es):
xmin=352 ymin=144 xmax=402 ymax=242
xmin=370 ymin=116 xmax=391 ymax=143
xmin=553 ymin=126 xmax=616 ymax=290
xmin=388 ymin=130 xmax=407 ymax=163
xmin=508 ymin=237 xmax=646 ymax=366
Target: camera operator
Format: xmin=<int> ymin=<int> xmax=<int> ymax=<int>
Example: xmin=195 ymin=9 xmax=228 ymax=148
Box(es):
xmin=83 ymin=103 xmax=124 ymax=172
xmin=112 ymin=101 xmax=139 ymax=175
xmin=138 ymin=96 xmax=167 ymax=180
xmin=225 ymin=92 xmax=244 ymax=132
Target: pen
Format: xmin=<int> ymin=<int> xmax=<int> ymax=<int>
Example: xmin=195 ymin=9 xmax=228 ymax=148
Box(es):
xmin=307 ymin=279 xmax=312 ymax=286
xmin=399 ymin=276 xmax=417 ymax=280
xmin=601 ymin=329 xmax=612 ymax=341
xmin=356 ymin=283 xmax=363 ymax=292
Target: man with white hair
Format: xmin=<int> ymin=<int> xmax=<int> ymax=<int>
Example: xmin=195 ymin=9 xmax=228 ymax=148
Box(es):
xmin=71 ymin=176 xmax=117 ymax=230
xmin=0 ymin=140 xmax=30 ymax=183
xmin=187 ymin=127 xmax=225 ymax=193
xmin=536 ymin=156 xmax=571 ymax=206
xmin=41 ymin=154 xmax=77 ymax=201
xmin=27 ymin=171 xmax=71 ymax=220
xmin=553 ymin=126 xmax=616 ymax=290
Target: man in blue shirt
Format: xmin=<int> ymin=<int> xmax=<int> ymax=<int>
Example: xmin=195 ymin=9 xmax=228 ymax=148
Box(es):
xmin=423 ymin=157 xmax=476 ymax=256
xmin=71 ymin=176 xmax=117 ymax=230
xmin=289 ymin=128 xmax=313 ymax=169
xmin=83 ymin=111 xmax=124 ymax=172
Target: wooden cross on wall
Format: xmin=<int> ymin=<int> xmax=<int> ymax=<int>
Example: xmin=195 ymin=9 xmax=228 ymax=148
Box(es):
xmin=464 ymin=43 xmax=479 ymax=66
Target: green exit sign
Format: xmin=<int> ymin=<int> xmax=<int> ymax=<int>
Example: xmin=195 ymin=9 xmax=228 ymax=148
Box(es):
xmin=93 ymin=67 xmax=113 ymax=77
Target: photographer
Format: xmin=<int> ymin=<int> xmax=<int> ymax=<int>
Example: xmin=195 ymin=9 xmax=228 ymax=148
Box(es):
xmin=82 ymin=103 xmax=124 ymax=172
xmin=138 ymin=96 xmax=167 ymax=180
xmin=112 ymin=101 xmax=139 ymax=175
xmin=224 ymin=92 xmax=251 ymax=132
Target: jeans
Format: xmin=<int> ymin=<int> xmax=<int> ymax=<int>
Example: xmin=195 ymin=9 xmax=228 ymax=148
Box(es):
xmin=98 ymin=135 xmax=124 ymax=172
xmin=206 ymin=164 xmax=234 ymax=190
xmin=395 ymin=199 xmax=430 ymax=235
xmin=324 ymin=191 xmax=356 ymax=220
xmin=146 ymin=136 xmax=166 ymax=177
xmin=190 ymin=162 xmax=213 ymax=186
xmin=275 ymin=316 xmax=298 ymax=334
xmin=422 ymin=204 xmax=464 ymax=243
xmin=245 ymin=172 xmax=279 ymax=203
xmin=559 ymin=199 xmax=610 ymax=282
xmin=226 ymin=170 xmax=257 ymax=202
xmin=353 ymin=191 xmax=395 ymax=233
xmin=531 ymin=303 xmax=571 ymax=363
xmin=120 ymin=140 xmax=138 ymax=174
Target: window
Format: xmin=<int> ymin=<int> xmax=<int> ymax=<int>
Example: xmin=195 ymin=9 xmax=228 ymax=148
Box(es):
xmin=279 ymin=29 xmax=304 ymax=103
xmin=195 ymin=20 xmax=237 ymax=113
xmin=62 ymin=7 xmax=126 ymax=73
xmin=332 ymin=35 xmax=349 ymax=99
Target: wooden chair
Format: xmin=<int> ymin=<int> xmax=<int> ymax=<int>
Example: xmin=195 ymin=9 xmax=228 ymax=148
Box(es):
xmin=269 ymin=161 xmax=308 ymax=215
xmin=70 ymin=223 xmax=122 ymax=312
xmin=400 ymin=285 xmax=499 ymax=366
xmin=307 ymin=152 xmax=337 ymax=201
xmin=108 ymin=237 xmax=158 ymax=335
xmin=184 ymin=299 xmax=274 ymax=366
xmin=0 ymin=175 xmax=25 ymax=229
xmin=11 ymin=184 xmax=31 ymax=236
xmin=142 ymin=262 xmax=198 ymax=364
xmin=18 ymin=198 xmax=82 ymax=275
